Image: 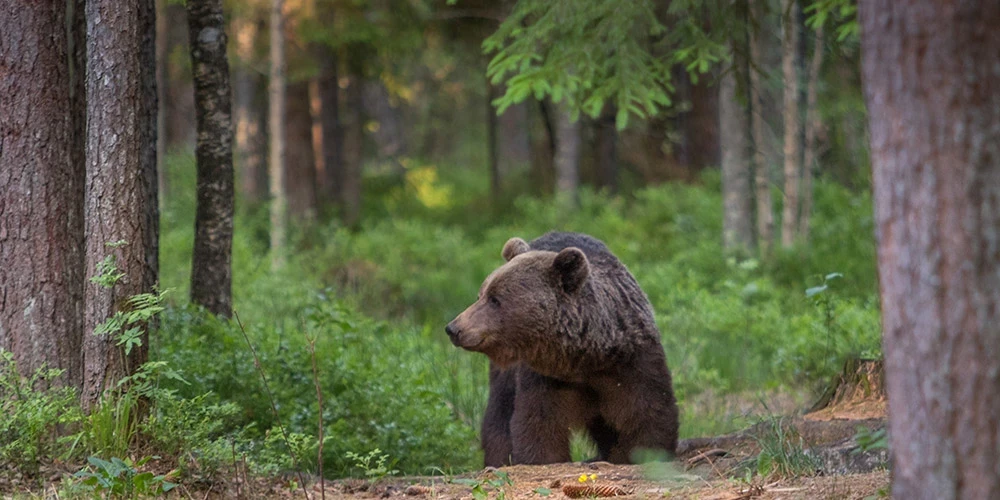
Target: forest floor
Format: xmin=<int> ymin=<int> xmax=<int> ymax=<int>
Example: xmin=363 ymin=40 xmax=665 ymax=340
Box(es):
xmin=194 ymin=401 xmax=890 ymax=500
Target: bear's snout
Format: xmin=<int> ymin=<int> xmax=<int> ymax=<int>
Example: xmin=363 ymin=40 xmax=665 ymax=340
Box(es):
xmin=445 ymin=322 xmax=462 ymax=345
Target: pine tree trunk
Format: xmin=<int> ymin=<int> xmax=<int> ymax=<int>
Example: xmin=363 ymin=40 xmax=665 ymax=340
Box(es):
xmin=0 ymin=0 xmax=84 ymax=390
xmin=268 ymin=0 xmax=286 ymax=268
xmin=749 ymin=1 xmax=773 ymax=255
xmin=553 ymin=104 xmax=580 ymax=205
xmin=780 ymin=0 xmax=801 ymax=248
xmin=155 ymin=0 xmax=168 ymax=209
xmin=799 ymin=24 xmax=824 ymax=240
xmin=163 ymin=2 xmax=195 ymax=153
xmin=341 ymin=57 xmax=364 ymax=228
xmin=498 ymin=100 xmax=531 ymax=175
xmin=187 ymin=0 xmax=234 ymax=318
xmin=314 ymin=34 xmax=342 ymax=207
xmin=487 ymin=79 xmax=500 ymax=202
xmin=285 ymin=81 xmax=318 ymax=220
xmin=595 ymin=111 xmax=618 ymax=194
xmin=720 ymin=54 xmax=754 ymax=252
xmin=83 ymin=0 xmax=158 ymax=409
xmin=233 ymin=14 xmax=268 ymax=206
xmin=861 ymin=2 xmax=1000 ymax=497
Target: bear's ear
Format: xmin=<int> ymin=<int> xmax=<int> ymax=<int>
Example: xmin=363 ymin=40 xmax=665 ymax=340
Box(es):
xmin=553 ymin=247 xmax=589 ymax=294
xmin=502 ymin=237 xmax=530 ymax=262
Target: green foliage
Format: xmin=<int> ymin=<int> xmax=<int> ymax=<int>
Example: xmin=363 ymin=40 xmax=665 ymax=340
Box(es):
xmin=747 ymin=416 xmax=820 ymax=479
xmin=485 ymin=0 xmax=675 ymax=128
xmin=805 ymin=0 xmax=859 ymax=42
xmin=853 ymin=426 xmax=888 ymax=454
xmin=454 ymin=470 xmax=513 ymax=500
xmin=345 ymin=448 xmax=399 ymax=483
xmin=0 ymin=350 xmax=83 ymax=476
xmin=73 ymin=456 xmax=177 ymax=499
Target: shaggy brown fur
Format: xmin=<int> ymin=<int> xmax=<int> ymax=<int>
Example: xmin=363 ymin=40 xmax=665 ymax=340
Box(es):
xmin=446 ymin=232 xmax=679 ymax=466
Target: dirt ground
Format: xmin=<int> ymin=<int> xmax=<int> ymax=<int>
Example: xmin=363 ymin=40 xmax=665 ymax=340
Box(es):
xmin=176 ymin=413 xmax=889 ymax=500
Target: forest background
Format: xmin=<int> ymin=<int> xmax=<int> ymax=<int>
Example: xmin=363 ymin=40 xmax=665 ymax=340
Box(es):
xmin=2 ymin=0 xmax=880 ymax=485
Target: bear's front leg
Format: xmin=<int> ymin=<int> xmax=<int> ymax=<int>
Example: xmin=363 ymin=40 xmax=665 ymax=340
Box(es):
xmin=482 ymin=363 xmax=516 ymax=467
xmin=596 ymin=354 xmax=679 ymax=463
xmin=509 ymin=368 xmax=572 ymax=464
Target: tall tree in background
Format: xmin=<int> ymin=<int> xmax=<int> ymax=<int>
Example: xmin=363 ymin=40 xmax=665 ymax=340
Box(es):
xmin=780 ymin=0 xmax=802 ymax=248
xmin=286 ymin=82 xmax=319 ymax=220
xmin=720 ymin=49 xmax=753 ymax=252
xmin=749 ymin=0 xmax=773 ymax=254
xmin=187 ymin=0 xmax=234 ymax=318
xmin=861 ymin=1 xmax=1000 ymax=497
xmin=233 ymin=9 xmax=269 ymax=205
xmin=0 ymin=1 xmax=84 ymax=389
xmin=553 ymin=105 xmax=581 ymax=204
xmin=341 ymin=54 xmax=365 ymax=228
xmin=799 ymin=22 xmax=824 ymax=240
xmin=268 ymin=0 xmax=287 ymax=268
xmin=83 ymin=0 xmax=158 ymax=408
xmin=594 ymin=111 xmax=618 ymax=194
xmin=487 ymin=79 xmax=500 ymax=202
xmin=313 ymin=2 xmax=343 ymax=208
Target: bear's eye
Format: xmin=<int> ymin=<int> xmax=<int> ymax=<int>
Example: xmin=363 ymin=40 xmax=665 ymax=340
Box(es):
xmin=488 ymin=295 xmax=501 ymax=308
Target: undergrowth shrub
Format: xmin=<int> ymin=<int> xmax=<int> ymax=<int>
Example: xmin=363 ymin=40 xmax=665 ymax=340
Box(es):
xmin=153 ymin=152 xmax=880 ymax=477
xmin=0 ymin=351 xmax=82 ymax=475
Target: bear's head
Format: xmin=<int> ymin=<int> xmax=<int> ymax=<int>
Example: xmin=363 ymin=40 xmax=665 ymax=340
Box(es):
xmin=445 ymin=237 xmax=591 ymax=367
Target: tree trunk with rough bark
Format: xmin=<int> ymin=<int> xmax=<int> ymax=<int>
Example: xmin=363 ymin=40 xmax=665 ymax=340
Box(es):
xmin=800 ymin=23 xmax=824 ymax=240
xmin=233 ymin=14 xmax=268 ymax=206
xmin=0 ymin=1 xmax=84 ymax=390
xmin=187 ymin=0 xmax=234 ymax=318
xmin=720 ymin=54 xmax=754 ymax=253
xmin=83 ymin=0 xmax=158 ymax=409
xmin=861 ymin=2 xmax=1000 ymax=498
xmin=749 ymin=0 xmax=773 ymax=255
xmin=268 ymin=0 xmax=286 ymax=268
xmin=780 ymin=0 xmax=801 ymax=248
xmin=553 ymin=104 xmax=580 ymax=205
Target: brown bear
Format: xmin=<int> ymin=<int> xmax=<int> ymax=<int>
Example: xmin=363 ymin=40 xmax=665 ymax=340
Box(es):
xmin=445 ymin=232 xmax=679 ymax=466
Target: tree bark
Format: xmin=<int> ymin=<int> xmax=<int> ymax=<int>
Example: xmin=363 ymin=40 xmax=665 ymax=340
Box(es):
xmin=749 ymin=0 xmax=773 ymax=255
xmin=799 ymin=23 xmax=824 ymax=241
xmin=780 ymin=0 xmax=801 ymax=248
xmin=861 ymin=2 xmax=1000 ymax=498
xmin=83 ymin=0 xmax=158 ymax=408
xmin=487 ymin=79 xmax=500 ymax=202
xmin=594 ymin=111 xmax=618 ymax=194
xmin=314 ymin=35 xmax=343 ymax=207
xmin=0 ymin=1 xmax=84 ymax=390
xmin=498 ymin=100 xmax=531 ymax=175
xmin=553 ymin=104 xmax=580 ymax=205
xmin=163 ymin=2 xmax=195 ymax=153
xmin=341 ymin=56 xmax=364 ymax=228
xmin=233 ymin=14 xmax=268 ymax=206
xmin=720 ymin=56 xmax=753 ymax=252
xmin=187 ymin=0 xmax=234 ymax=318
xmin=268 ymin=0 xmax=286 ymax=268
xmin=285 ymin=81 xmax=318 ymax=220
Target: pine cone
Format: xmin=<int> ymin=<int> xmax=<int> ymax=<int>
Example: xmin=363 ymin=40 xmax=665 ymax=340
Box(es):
xmin=561 ymin=484 xmax=633 ymax=498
